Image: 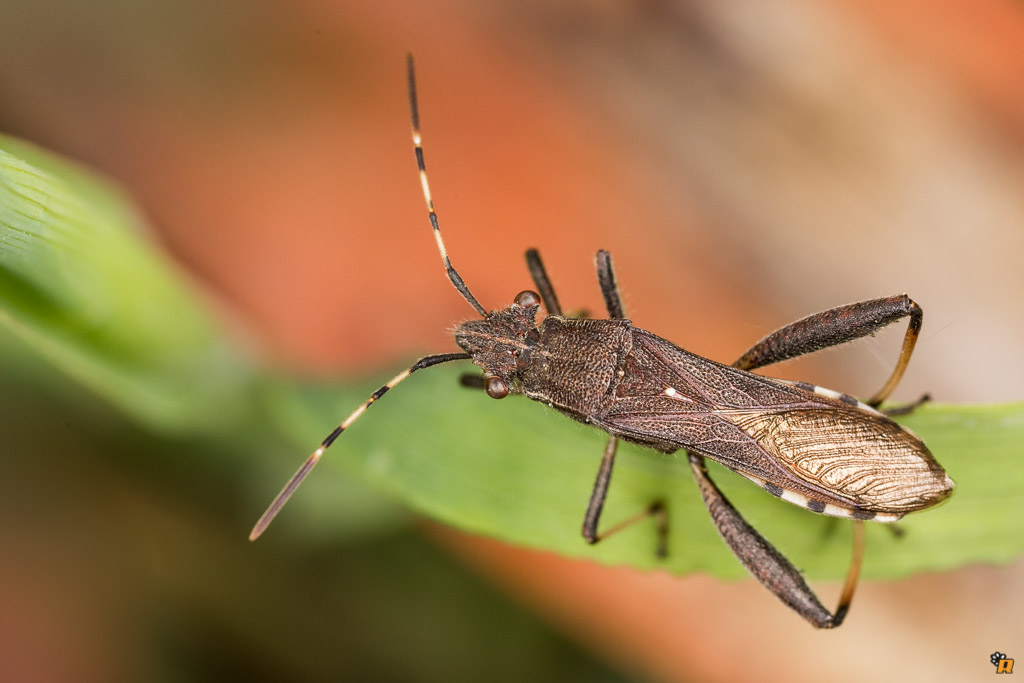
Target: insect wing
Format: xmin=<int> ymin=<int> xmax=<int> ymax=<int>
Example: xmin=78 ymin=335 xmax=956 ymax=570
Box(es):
xmin=724 ymin=406 xmax=953 ymax=516
xmin=600 ymin=330 xmax=953 ymax=518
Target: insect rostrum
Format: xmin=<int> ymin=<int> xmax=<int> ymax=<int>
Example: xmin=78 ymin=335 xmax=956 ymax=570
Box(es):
xmin=250 ymin=55 xmax=954 ymax=629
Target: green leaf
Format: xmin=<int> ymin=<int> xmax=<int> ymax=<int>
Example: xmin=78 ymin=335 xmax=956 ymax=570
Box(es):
xmin=0 ymin=135 xmax=251 ymax=436
xmin=2 ymin=134 xmax=1021 ymax=580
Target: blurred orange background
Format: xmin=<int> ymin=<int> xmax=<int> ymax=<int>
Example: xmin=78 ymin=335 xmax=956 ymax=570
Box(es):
xmin=1 ymin=0 xmax=1022 ymax=681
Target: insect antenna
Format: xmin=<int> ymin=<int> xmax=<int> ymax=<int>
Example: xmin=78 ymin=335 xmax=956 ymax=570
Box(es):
xmin=249 ymin=352 xmax=470 ymax=540
xmin=406 ymin=53 xmax=488 ymax=317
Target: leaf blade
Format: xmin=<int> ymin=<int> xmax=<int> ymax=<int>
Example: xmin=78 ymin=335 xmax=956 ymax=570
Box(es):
xmin=0 ymin=136 xmax=251 ymax=435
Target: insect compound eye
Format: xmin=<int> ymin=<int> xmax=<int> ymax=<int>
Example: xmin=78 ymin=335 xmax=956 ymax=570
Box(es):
xmin=484 ymin=375 xmax=509 ymax=399
xmin=514 ymin=290 xmax=541 ymax=309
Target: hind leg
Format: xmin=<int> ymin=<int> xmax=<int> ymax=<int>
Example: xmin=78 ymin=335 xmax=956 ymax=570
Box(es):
xmin=733 ymin=295 xmax=923 ymax=407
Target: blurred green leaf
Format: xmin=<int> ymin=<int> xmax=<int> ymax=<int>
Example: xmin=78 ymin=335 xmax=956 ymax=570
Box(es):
xmin=0 ymin=135 xmax=250 ymax=436
xmin=2 ymin=134 xmax=1021 ymax=581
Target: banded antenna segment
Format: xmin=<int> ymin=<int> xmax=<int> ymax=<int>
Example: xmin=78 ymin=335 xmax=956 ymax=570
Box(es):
xmin=406 ymin=54 xmax=488 ymax=317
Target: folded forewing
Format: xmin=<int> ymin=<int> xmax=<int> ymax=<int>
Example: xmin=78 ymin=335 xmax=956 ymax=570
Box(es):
xmin=725 ymin=407 xmax=951 ymax=513
xmin=600 ymin=329 xmax=953 ymax=515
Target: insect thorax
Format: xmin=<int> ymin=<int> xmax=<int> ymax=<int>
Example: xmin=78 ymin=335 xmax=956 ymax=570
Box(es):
xmin=520 ymin=317 xmax=634 ymax=417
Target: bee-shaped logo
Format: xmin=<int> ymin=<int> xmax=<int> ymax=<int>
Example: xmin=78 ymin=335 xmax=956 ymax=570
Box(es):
xmin=992 ymin=652 xmax=1015 ymax=674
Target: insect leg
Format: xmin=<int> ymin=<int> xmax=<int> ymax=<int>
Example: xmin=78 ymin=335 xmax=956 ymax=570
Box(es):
xmin=584 ymin=252 xmax=668 ymax=554
xmin=687 ymin=453 xmax=863 ymax=628
xmin=250 ymin=351 xmax=471 ymax=540
xmin=526 ymin=249 xmax=591 ymax=318
xmin=581 ymin=436 xmax=668 ymax=556
xmin=595 ymin=250 xmax=626 ymax=319
xmin=732 ymin=294 xmax=923 ymax=407
xmin=582 ymin=436 xmax=617 ymax=543
xmin=525 ymin=249 xmax=563 ymax=316
xmin=458 ymin=374 xmax=486 ymax=389
xmin=881 ymin=392 xmax=931 ymax=417
xmin=407 ymin=54 xmax=487 ymax=317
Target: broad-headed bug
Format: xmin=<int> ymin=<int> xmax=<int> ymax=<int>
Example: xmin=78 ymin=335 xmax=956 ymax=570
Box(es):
xmin=250 ymin=55 xmax=955 ymax=628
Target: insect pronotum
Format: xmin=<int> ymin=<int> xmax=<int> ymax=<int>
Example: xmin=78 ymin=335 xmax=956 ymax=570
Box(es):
xmin=250 ymin=55 xmax=955 ymax=628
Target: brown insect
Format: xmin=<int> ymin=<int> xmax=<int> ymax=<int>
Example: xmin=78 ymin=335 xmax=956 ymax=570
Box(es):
xmin=250 ymin=55 xmax=954 ymax=628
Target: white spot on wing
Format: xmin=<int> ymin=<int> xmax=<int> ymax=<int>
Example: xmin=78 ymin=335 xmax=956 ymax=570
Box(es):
xmin=663 ymin=386 xmax=692 ymax=401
